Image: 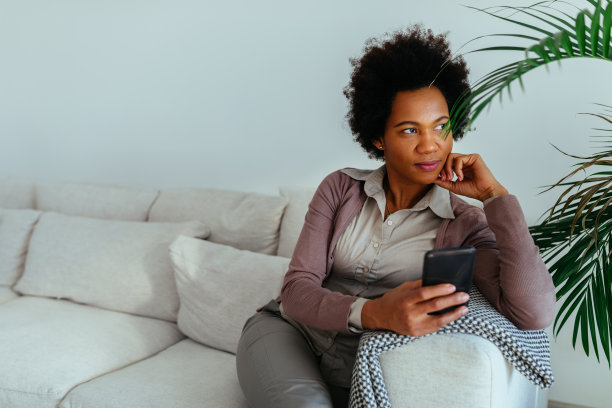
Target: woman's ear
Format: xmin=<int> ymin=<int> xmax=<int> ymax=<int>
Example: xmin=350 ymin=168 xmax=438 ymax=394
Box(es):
xmin=373 ymin=138 xmax=384 ymax=151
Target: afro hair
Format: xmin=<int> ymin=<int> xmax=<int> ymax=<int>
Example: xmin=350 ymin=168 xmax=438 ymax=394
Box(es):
xmin=343 ymin=25 xmax=471 ymax=161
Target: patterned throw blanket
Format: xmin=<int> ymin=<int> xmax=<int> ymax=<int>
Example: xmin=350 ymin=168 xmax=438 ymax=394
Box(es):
xmin=349 ymin=288 xmax=554 ymax=407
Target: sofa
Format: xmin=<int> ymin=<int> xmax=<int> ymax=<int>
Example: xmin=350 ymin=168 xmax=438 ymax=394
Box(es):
xmin=0 ymin=174 xmax=548 ymax=408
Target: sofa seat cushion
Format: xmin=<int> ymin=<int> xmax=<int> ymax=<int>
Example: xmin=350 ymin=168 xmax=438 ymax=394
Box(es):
xmin=148 ymin=188 xmax=288 ymax=254
xmin=60 ymin=339 xmax=247 ymax=408
xmin=0 ymin=286 xmax=18 ymax=304
xmin=0 ymin=296 xmax=184 ymax=408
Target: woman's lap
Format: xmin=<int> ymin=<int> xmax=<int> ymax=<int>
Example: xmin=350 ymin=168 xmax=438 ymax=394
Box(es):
xmin=236 ymin=309 xmax=349 ymax=408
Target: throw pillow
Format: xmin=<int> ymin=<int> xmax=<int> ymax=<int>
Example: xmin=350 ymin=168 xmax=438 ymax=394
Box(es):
xmin=13 ymin=212 xmax=210 ymax=321
xmin=169 ymin=235 xmax=290 ymax=354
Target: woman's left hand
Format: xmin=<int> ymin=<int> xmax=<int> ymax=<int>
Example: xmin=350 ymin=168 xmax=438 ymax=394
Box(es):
xmin=433 ymin=153 xmax=509 ymax=202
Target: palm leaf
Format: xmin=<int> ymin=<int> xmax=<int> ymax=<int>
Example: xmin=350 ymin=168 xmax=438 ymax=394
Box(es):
xmin=529 ymin=109 xmax=612 ymax=364
xmin=449 ymin=1 xmax=612 ymax=137
xmin=452 ymin=1 xmax=612 ymax=363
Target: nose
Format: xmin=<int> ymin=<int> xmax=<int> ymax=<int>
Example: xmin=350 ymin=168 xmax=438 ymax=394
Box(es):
xmin=416 ymin=129 xmax=438 ymax=154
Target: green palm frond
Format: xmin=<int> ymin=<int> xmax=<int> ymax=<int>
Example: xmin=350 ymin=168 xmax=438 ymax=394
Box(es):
xmin=529 ymin=108 xmax=612 ymax=366
xmin=447 ymin=0 xmax=612 ymax=134
xmin=452 ymin=0 xmax=612 ymax=364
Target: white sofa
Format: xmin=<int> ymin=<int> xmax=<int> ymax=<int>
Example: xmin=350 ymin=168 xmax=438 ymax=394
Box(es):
xmin=0 ymin=175 xmax=547 ymax=408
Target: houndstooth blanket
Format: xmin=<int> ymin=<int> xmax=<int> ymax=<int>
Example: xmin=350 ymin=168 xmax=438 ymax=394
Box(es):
xmin=349 ymin=287 xmax=554 ymax=408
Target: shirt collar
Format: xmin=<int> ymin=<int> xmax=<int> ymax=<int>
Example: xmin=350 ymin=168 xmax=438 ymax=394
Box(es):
xmin=340 ymin=165 xmax=455 ymax=220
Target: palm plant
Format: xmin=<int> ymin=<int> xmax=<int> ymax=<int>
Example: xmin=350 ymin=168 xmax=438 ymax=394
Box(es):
xmin=448 ymin=0 xmax=612 ymax=365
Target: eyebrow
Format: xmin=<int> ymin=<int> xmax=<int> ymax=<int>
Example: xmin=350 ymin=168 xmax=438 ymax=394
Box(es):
xmin=393 ymin=116 xmax=449 ymax=128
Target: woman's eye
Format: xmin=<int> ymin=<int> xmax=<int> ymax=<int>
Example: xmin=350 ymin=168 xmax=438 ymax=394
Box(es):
xmin=435 ymin=122 xmax=448 ymax=130
xmin=402 ymin=128 xmax=417 ymax=134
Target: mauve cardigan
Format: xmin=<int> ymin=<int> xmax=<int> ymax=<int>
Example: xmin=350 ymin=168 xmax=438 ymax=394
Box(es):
xmin=277 ymin=169 xmax=556 ymax=333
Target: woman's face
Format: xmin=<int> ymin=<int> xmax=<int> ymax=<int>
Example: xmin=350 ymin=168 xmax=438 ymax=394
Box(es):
xmin=377 ymin=86 xmax=453 ymax=186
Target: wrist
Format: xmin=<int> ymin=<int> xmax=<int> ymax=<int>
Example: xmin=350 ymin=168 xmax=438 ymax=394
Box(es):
xmin=361 ymin=299 xmax=383 ymax=330
xmin=480 ymin=185 xmax=509 ymax=202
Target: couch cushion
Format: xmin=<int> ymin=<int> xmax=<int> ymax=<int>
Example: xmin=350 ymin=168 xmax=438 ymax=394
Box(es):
xmin=277 ymin=186 xmax=315 ymax=258
xmin=169 ymin=236 xmax=289 ymax=354
xmin=0 ymin=176 xmax=35 ymax=209
xmin=0 ymin=209 xmax=41 ymax=286
xmin=14 ymin=212 xmax=210 ymax=321
xmin=60 ymin=339 xmax=247 ymax=408
xmin=35 ymin=182 xmax=159 ymax=221
xmin=0 ymin=296 xmax=184 ymax=408
xmin=149 ymin=188 xmax=288 ymax=255
xmin=0 ymin=286 xmax=18 ymax=304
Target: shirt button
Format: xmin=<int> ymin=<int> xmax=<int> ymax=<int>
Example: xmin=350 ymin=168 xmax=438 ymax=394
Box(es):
xmin=387 ymin=220 xmax=393 ymax=226
xmin=373 ymin=242 xmax=379 ymax=248
xmin=363 ymin=267 xmax=369 ymax=273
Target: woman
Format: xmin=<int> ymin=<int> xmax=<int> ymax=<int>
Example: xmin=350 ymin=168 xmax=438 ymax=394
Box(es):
xmin=236 ymin=25 xmax=556 ymax=408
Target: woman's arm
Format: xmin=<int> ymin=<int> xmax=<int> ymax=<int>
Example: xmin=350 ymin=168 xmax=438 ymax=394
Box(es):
xmin=279 ymin=170 xmax=361 ymax=333
xmin=467 ymin=195 xmax=556 ymax=330
xmin=434 ymin=153 xmax=556 ymax=330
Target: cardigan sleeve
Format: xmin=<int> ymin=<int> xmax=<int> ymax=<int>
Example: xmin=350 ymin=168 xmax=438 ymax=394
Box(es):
xmin=279 ymin=171 xmax=360 ymax=333
xmin=466 ymin=194 xmax=556 ymax=330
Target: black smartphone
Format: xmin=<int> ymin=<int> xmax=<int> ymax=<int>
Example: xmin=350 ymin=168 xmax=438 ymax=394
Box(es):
xmin=422 ymin=246 xmax=476 ymax=315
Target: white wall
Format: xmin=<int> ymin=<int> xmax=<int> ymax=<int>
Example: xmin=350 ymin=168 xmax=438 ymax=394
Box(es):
xmin=1 ymin=0 xmax=611 ymax=406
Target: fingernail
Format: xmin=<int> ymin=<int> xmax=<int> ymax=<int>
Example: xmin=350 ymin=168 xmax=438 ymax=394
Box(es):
xmin=446 ymin=284 xmax=456 ymax=292
xmin=461 ymin=307 xmax=469 ymax=315
xmin=460 ymin=293 xmax=469 ymax=301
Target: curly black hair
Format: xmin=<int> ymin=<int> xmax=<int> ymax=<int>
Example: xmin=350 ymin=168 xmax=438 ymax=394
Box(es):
xmin=343 ymin=25 xmax=471 ymax=161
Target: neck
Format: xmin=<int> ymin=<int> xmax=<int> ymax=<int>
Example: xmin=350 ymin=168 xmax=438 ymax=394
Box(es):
xmin=383 ymin=167 xmax=432 ymax=211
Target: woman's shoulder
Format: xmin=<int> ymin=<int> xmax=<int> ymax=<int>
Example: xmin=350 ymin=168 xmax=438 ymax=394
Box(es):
xmin=316 ymin=167 xmax=366 ymax=192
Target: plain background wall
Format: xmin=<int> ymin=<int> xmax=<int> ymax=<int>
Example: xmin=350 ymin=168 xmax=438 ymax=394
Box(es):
xmin=1 ymin=0 xmax=611 ymax=406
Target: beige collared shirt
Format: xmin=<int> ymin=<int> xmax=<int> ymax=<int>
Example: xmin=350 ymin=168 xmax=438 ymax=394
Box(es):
xmin=324 ymin=165 xmax=455 ymax=332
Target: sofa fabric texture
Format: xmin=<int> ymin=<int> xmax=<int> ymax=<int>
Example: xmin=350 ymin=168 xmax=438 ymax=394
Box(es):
xmin=35 ymin=182 xmax=159 ymax=221
xmin=59 ymin=339 xmax=248 ymax=408
xmin=0 ymin=296 xmax=183 ymax=408
xmin=13 ymin=212 xmax=210 ymax=321
xmin=0 ymin=208 xmax=41 ymax=286
xmin=0 ymin=286 xmax=18 ymax=304
xmin=169 ymin=235 xmax=290 ymax=354
xmin=148 ymin=188 xmax=288 ymax=255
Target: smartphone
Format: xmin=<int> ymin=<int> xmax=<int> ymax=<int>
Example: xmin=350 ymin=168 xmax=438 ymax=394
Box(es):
xmin=422 ymin=246 xmax=476 ymax=315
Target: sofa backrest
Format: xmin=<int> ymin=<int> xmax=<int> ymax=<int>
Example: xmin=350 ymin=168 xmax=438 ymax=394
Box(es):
xmin=148 ymin=188 xmax=288 ymax=255
xmin=35 ymin=182 xmax=159 ymax=221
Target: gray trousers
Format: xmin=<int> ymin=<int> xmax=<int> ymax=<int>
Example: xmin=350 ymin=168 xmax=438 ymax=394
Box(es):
xmin=236 ymin=305 xmax=351 ymax=408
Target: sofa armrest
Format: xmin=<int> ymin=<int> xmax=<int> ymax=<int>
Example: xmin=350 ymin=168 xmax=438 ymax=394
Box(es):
xmin=378 ymin=333 xmax=548 ymax=408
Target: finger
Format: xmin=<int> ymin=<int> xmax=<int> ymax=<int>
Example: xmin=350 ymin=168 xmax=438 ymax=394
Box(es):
xmin=420 ymin=291 xmax=470 ymax=314
xmin=443 ymin=154 xmax=456 ymax=181
xmin=452 ymin=155 xmax=470 ymax=181
xmin=432 ymin=305 xmax=469 ymax=327
xmin=410 ymin=283 xmax=456 ymax=303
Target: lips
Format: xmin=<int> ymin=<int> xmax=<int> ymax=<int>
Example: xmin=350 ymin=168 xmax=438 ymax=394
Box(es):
xmin=414 ymin=161 xmax=441 ymax=172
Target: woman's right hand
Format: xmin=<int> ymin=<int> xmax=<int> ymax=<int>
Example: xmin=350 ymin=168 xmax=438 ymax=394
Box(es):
xmin=361 ymin=280 xmax=469 ymax=337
